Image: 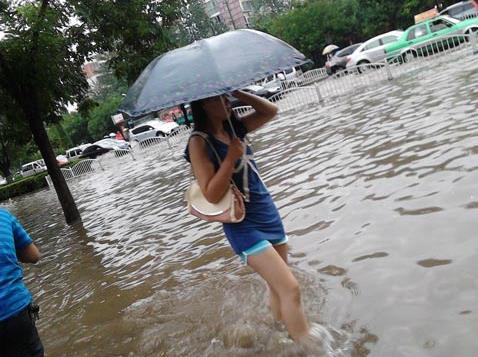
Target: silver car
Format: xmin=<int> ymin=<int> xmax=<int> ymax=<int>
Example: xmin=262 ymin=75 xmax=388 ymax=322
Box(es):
xmin=346 ymin=30 xmax=404 ymax=69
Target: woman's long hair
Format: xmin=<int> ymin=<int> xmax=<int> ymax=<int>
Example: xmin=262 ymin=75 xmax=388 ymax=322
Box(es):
xmin=190 ymin=100 xmax=209 ymax=132
xmin=190 ymin=98 xmax=238 ymax=134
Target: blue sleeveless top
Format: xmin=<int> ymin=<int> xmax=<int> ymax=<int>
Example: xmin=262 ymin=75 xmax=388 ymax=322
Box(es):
xmin=184 ymin=118 xmax=285 ymax=254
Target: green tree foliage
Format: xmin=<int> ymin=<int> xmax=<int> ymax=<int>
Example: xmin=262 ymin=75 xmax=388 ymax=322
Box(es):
xmin=47 ymin=122 xmax=73 ymax=154
xmin=264 ymin=0 xmax=362 ymax=65
xmin=250 ymin=0 xmax=292 ymax=29
xmin=0 ymin=0 xmax=92 ymax=223
xmin=61 ymin=112 xmax=92 ymax=146
xmin=85 ymin=92 xmax=124 ymax=141
xmin=57 ymin=67 xmax=128 ymax=145
xmin=0 ymin=110 xmax=32 ymax=181
xmin=173 ymin=0 xmax=227 ymax=46
xmin=71 ymin=0 xmax=182 ymax=85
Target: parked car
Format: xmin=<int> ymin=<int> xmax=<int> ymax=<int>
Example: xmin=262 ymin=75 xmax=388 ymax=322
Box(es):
xmin=20 ymin=160 xmax=47 ymax=178
xmin=228 ymin=84 xmax=272 ymax=108
xmin=94 ymin=138 xmax=130 ymax=150
xmin=129 ymin=120 xmax=180 ymax=142
xmin=79 ymin=145 xmax=112 ymax=159
xmin=440 ymin=1 xmax=478 ymax=21
xmin=256 ymin=74 xmax=283 ymax=95
xmin=385 ymin=15 xmax=478 ymax=61
xmin=325 ymin=43 xmax=362 ymax=75
xmin=346 ymin=31 xmax=404 ymax=69
xmin=66 ymin=146 xmax=84 ymax=160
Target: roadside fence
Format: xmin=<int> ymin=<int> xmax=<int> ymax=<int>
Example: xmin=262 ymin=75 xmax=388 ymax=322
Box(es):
xmin=460 ymin=13 xmax=478 ymax=21
xmin=45 ymin=159 xmax=104 ymax=188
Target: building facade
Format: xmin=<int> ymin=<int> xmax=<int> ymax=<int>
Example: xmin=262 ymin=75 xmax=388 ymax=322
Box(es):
xmin=204 ymin=0 xmax=254 ymax=30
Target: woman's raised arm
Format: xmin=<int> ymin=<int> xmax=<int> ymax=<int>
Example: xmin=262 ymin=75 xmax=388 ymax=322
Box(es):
xmin=231 ymin=90 xmax=278 ymax=132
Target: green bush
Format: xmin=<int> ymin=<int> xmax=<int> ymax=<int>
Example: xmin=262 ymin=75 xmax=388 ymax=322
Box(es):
xmin=0 ymin=173 xmax=49 ymax=201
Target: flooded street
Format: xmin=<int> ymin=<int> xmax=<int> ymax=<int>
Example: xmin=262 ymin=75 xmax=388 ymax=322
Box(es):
xmin=5 ymin=55 xmax=478 ymax=356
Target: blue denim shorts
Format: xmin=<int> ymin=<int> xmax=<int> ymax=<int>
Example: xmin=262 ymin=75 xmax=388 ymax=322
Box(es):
xmin=240 ymin=236 xmax=288 ymax=265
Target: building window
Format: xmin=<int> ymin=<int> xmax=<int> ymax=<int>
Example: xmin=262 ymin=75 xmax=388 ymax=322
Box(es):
xmin=240 ymin=0 xmax=253 ymax=12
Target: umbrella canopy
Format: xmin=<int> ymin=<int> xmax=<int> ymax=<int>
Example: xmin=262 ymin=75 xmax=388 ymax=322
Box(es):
xmin=322 ymin=44 xmax=339 ymax=56
xmin=119 ymin=29 xmax=308 ymax=117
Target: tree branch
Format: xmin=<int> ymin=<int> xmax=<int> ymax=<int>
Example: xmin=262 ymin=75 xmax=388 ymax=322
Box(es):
xmin=30 ymin=0 xmax=51 ymax=59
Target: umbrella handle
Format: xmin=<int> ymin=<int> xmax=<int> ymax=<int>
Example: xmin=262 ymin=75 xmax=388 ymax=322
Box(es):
xmin=220 ymin=96 xmax=237 ymax=139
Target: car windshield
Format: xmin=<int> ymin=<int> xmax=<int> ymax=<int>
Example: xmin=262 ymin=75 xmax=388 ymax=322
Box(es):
xmin=449 ymin=3 xmax=473 ymax=17
xmin=430 ymin=18 xmax=454 ymax=32
xmin=407 ymin=24 xmax=429 ymax=40
xmin=441 ymin=15 xmax=460 ymax=24
xmin=337 ymin=44 xmax=361 ymax=57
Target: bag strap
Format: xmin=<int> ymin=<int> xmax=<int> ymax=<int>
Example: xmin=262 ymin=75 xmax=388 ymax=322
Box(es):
xmin=190 ymin=131 xmax=245 ymax=198
xmin=190 ymin=131 xmax=222 ymax=165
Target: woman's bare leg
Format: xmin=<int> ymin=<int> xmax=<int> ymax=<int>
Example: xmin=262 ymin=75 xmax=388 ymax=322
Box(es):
xmin=248 ymin=246 xmax=309 ymax=341
xmin=267 ymin=243 xmax=289 ymax=322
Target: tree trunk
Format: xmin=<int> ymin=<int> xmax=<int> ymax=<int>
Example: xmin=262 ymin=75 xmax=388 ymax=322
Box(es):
xmin=0 ymin=139 xmax=12 ymax=181
xmin=25 ymin=108 xmax=81 ymax=224
xmin=0 ymin=161 xmax=11 ymax=182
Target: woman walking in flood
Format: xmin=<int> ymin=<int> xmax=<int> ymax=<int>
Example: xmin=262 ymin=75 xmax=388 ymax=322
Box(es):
xmin=185 ymin=90 xmax=325 ymax=348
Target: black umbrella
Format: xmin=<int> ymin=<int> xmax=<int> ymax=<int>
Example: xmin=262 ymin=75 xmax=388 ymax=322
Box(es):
xmin=119 ymin=29 xmax=308 ymax=117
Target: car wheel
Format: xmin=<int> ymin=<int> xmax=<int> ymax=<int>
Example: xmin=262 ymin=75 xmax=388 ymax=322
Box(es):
xmin=357 ymin=60 xmax=370 ymax=74
xmin=464 ymin=28 xmax=478 ymax=42
xmin=402 ymin=50 xmax=417 ymax=63
xmin=156 ymin=131 xmax=166 ymax=137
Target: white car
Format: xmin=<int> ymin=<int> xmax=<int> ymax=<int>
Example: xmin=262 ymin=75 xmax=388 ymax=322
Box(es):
xmin=66 ymin=147 xmax=83 ymax=160
xmin=20 ymin=160 xmax=47 ymax=178
xmin=129 ymin=120 xmax=180 ymax=142
xmin=346 ymin=30 xmax=404 ymax=68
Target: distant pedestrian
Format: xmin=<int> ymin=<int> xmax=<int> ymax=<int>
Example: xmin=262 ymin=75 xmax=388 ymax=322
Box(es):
xmin=180 ymin=103 xmax=191 ymax=128
xmin=0 ymin=209 xmax=43 ymax=357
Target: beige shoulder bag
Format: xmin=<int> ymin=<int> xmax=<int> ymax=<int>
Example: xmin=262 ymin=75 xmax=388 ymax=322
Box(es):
xmin=185 ymin=131 xmax=245 ymax=223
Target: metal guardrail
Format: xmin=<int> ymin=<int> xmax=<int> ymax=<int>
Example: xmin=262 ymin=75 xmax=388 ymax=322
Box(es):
xmin=136 ymin=136 xmax=170 ymax=154
xmin=113 ymin=149 xmax=135 ymax=159
xmin=269 ymin=86 xmax=322 ymax=112
xmin=134 ymin=126 xmax=192 ymax=156
xmin=292 ymin=68 xmax=329 ymax=86
xmin=71 ymin=159 xmax=102 ymax=176
xmin=233 ymin=105 xmax=255 ymax=118
xmin=45 ymin=159 xmax=103 ymax=188
xmin=459 ymin=13 xmax=478 ymax=21
xmin=167 ymin=125 xmax=192 ymax=147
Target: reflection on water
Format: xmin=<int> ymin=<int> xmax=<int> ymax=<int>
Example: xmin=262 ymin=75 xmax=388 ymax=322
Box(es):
xmin=4 ymin=55 xmax=478 ymax=356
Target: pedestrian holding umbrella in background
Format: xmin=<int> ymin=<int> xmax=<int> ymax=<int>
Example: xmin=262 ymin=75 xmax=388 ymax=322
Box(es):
xmin=322 ymin=44 xmax=340 ymax=62
xmin=120 ymin=29 xmax=333 ymax=354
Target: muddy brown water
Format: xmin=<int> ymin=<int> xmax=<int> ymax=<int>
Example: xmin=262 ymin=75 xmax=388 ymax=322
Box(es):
xmin=5 ymin=56 xmax=478 ymax=356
